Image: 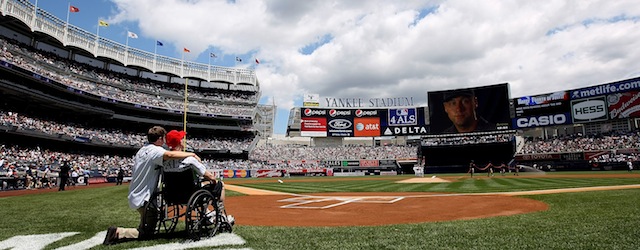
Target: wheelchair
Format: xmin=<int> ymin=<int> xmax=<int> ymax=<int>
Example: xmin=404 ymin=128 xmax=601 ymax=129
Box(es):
xmin=148 ymin=168 xmax=233 ymax=240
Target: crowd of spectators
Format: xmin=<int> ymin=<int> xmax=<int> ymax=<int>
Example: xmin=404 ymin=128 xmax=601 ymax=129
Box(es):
xmin=421 ymin=134 xmax=513 ymax=146
xmin=0 ymin=110 xmax=253 ymax=151
xmin=0 ymin=37 xmax=257 ymax=117
xmin=519 ymin=132 xmax=640 ymax=154
xmin=249 ymin=144 xmax=417 ymax=161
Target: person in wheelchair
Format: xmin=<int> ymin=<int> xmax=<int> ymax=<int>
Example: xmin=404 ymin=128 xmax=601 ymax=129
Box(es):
xmin=162 ymin=130 xmax=234 ymax=226
xmin=104 ymin=126 xmax=202 ymax=245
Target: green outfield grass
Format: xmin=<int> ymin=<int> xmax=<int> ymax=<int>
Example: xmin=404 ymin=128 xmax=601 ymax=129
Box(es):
xmin=1 ymin=171 xmax=639 ymax=250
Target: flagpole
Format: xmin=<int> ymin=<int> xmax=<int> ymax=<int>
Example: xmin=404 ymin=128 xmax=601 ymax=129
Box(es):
xmin=154 ymin=42 xmax=157 ymax=73
xmin=65 ymin=2 xmax=71 ymax=27
xmin=32 ymin=0 xmax=39 ymax=27
xmin=208 ymin=52 xmax=211 ymax=80
xmin=182 ymin=50 xmax=188 ymax=150
xmin=95 ymin=19 xmax=100 ymax=55
xmin=64 ymin=2 xmax=70 ymax=45
xmin=96 ymin=19 xmax=100 ymax=38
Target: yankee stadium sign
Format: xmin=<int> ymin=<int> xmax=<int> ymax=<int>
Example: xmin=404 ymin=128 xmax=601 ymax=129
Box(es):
xmin=324 ymin=97 xmax=414 ymax=108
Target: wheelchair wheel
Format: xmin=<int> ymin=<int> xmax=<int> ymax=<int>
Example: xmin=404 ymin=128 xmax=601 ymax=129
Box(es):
xmin=186 ymin=189 xmax=219 ymax=241
xmin=150 ymin=191 xmax=180 ymax=234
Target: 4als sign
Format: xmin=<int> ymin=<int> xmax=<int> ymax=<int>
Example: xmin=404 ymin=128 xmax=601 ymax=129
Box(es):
xmin=571 ymin=97 xmax=608 ymax=123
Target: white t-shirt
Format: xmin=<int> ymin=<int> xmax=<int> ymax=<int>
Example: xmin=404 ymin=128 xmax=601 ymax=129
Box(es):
xmin=163 ymin=156 xmax=206 ymax=177
xmin=128 ymin=144 xmax=166 ymax=209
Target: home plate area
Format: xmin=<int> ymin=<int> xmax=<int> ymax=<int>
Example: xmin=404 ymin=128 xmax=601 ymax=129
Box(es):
xmin=278 ymin=195 xmax=404 ymax=209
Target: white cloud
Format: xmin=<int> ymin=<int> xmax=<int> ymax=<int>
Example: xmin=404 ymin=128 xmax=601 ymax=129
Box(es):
xmin=108 ymin=0 xmax=640 ymax=133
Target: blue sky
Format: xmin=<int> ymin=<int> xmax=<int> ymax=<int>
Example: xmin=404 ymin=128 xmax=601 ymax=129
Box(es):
xmin=28 ymin=0 xmax=640 ymax=135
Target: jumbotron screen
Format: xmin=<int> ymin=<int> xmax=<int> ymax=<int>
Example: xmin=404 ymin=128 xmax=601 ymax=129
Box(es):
xmin=427 ymin=83 xmax=511 ymax=135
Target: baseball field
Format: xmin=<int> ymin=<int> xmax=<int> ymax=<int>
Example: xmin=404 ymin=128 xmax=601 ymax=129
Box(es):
xmin=1 ymin=171 xmax=640 ymax=249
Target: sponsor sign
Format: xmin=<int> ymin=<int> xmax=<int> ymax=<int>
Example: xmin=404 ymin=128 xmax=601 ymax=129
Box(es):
xmin=570 ymin=76 xmax=640 ymax=100
xmin=300 ymin=117 xmax=327 ymax=137
xmin=328 ymin=118 xmax=353 ymax=137
xmin=303 ymin=93 xmax=320 ymax=107
xmin=302 ymin=108 xmax=327 ymax=117
xmin=512 ymin=113 xmax=571 ymax=128
xmin=607 ymin=91 xmax=640 ymax=119
xmin=382 ymin=126 xmax=429 ymax=136
xmin=359 ymin=160 xmax=380 ymax=167
xmin=379 ymin=159 xmax=397 ymax=166
xmin=354 ymin=109 xmax=379 ymax=117
xmin=324 ymin=160 xmax=342 ymax=166
xmin=514 ymin=91 xmax=570 ymax=118
xmin=388 ymin=108 xmax=417 ymax=126
xmin=515 ymin=153 xmax=562 ymax=161
xmin=353 ymin=117 xmax=381 ymax=137
xmin=342 ymin=160 xmax=361 ymax=167
xmin=571 ymin=97 xmax=608 ymax=123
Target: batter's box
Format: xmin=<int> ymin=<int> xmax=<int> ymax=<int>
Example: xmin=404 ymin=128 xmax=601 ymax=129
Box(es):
xmin=279 ymin=195 xmax=405 ymax=209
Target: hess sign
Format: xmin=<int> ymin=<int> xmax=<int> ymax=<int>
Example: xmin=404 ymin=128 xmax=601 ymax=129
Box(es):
xmin=388 ymin=108 xmax=417 ymax=126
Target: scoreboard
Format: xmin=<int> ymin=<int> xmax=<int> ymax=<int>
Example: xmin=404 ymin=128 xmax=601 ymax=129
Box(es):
xmin=300 ymin=107 xmax=429 ymax=137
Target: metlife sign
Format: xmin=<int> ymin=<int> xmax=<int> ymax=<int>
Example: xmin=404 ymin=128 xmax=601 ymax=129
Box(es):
xmin=570 ymin=77 xmax=640 ymax=100
xmin=571 ymin=97 xmax=608 ymax=123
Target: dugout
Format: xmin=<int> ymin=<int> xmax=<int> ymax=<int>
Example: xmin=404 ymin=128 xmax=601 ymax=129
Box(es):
xmin=420 ymin=131 xmax=516 ymax=173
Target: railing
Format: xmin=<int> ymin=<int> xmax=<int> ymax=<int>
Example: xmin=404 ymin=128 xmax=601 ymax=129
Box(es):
xmin=0 ymin=0 xmax=257 ymax=85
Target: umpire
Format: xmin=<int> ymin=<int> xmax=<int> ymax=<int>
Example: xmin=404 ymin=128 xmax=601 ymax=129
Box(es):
xmin=59 ymin=161 xmax=70 ymax=191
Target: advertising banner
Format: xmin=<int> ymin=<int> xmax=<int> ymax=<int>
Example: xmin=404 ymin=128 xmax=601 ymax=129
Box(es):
xmin=512 ymin=113 xmax=572 ymax=129
xmin=570 ymin=76 xmax=640 ymax=100
xmin=300 ymin=117 xmax=327 ymax=137
xmin=512 ymin=91 xmax=572 ymax=128
xmin=428 ymin=83 xmax=511 ymax=134
xmin=571 ymin=96 xmax=608 ymax=123
xmin=353 ymin=117 xmax=381 ymax=137
xmin=359 ymin=160 xmax=379 ymax=167
xmin=327 ymin=109 xmax=354 ymax=137
xmin=607 ymin=90 xmax=640 ymax=119
xmin=381 ymin=107 xmax=430 ymax=136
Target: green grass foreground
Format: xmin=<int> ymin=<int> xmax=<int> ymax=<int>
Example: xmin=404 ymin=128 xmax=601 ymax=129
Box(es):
xmin=0 ymin=172 xmax=639 ymax=249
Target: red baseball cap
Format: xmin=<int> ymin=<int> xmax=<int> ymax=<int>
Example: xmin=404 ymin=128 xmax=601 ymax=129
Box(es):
xmin=165 ymin=130 xmax=186 ymax=148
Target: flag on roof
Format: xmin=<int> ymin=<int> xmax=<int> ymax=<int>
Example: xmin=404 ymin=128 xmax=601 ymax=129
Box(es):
xmin=127 ymin=31 xmax=138 ymax=39
xmin=99 ymin=20 xmax=109 ymax=27
xmin=156 ymin=41 xmax=163 ymax=46
xmin=69 ymin=6 xmax=79 ymax=12
xmin=210 ymin=53 xmax=217 ymax=58
xmin=255 ymin=58 xmax=260 ymax=64
xmin=183 ymin=48 xmax=190 ymax=53
xmin=235 ymin=57 xmax=242 ymax=62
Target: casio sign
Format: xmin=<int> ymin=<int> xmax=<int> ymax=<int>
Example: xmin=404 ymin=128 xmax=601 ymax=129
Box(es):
xmin=304 ymin=108 xmax=326 ymax=116
xmin=572 ymin=100 xmax=606 ymax=120
xmin=328 ymin=119 xmax=352 ymax=129
xmin=516 ymin=114 xmax=567 ymax=128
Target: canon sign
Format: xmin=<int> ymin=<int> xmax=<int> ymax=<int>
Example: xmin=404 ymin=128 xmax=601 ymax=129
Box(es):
xmin=571 ymin=98 xmax=607 ymax=122
xmin=513 ymin=113 xmax=570 ymax=128
xmin=303 ymin=108 xmax=327 ymax=116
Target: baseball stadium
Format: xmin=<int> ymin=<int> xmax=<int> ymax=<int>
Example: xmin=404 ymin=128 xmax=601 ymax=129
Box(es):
xmin=2 ymin=1 xmax=640 ymax=249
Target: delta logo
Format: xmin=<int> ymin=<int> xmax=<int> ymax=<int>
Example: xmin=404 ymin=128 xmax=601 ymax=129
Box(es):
xmin=355 ymin=109 xmax=377 ymax=117
xmin=304 ymin=108 xmax=326 ymax=116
